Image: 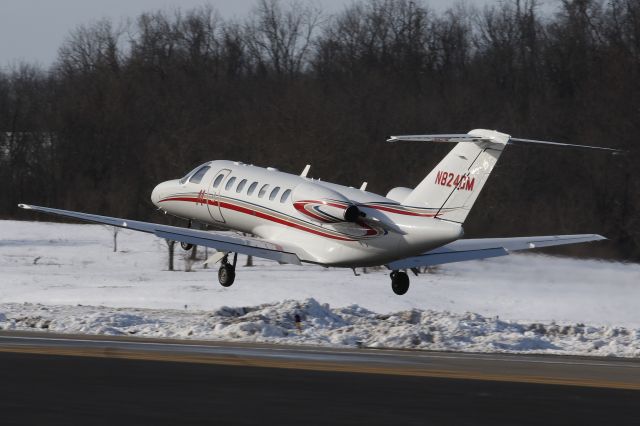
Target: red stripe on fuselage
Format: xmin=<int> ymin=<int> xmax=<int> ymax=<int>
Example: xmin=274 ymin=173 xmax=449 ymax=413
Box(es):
xmin=293 ymin=200 xmax=352 ymax=223
xmin=295 ymin=199 xmax=349 ymax=209
xmin=162 ymin=197 xmax=442 ymax=219
xmin=159 ymin=196 xmax=355 ymax=241
xmin=217 ymin=200 xmax=354 ymax=241
xmin=293 ymin=201 xmax=332 ymax=222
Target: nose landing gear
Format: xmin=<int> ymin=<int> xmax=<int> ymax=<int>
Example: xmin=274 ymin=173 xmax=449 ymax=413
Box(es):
xmin=218 ymin=253 xmax=237 ymax=287
xmin=390 ymin=270 xmax=410 ymax=295
xmin=181 ymin=221 xmax=194 ymax=251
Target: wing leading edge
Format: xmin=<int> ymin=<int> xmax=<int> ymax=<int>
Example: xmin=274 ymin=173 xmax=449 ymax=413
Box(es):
xmin=386 ymin=234 xmax=606 ymax=270
xmin=18 ymin=204 xmax=302 ymax=265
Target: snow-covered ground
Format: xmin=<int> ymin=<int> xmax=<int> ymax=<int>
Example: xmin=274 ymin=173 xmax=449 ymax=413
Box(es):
xmin=1 ymin=220 xmax=639 ymax=357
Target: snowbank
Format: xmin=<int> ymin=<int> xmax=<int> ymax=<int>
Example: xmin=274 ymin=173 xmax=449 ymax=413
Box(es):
xmin=0 ymin=298 xmax=638 ymax=357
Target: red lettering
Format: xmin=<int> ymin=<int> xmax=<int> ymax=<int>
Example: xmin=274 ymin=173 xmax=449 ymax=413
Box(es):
xmin=435 ymin=172 xmax=476 ymax=191
xmin=446 ymin=173 xmax=454 ymax=187
xmin=458 ymin=175 xmax=466 ymax=189
xmin=465 ymin=177 xmax=475 ymax=191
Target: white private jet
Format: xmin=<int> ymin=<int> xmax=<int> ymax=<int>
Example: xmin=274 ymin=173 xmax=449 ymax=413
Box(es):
xmin=19 ymin=129 xmax=617 ymax=295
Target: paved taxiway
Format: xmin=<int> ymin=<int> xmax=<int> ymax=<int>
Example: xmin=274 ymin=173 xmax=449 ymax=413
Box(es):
xmin=0 ymin=331 xmax=638 ymax=425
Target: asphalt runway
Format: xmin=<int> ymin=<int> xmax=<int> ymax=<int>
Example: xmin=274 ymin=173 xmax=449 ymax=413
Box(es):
xmin=0 ymin=332 xmax=638 ymax=425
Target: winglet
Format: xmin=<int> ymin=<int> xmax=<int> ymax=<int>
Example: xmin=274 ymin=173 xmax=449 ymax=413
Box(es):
xmin=18 ymin=204 xmax=31 ymax=210
xmin=360 ymin=182 xmax=368 ymax=191
xmin=300 ymin=164 xmax=311 ymax=177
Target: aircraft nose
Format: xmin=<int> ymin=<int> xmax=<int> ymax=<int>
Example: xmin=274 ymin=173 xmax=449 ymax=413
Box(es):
xmin=151 ymin=180 xmax=178 ymax=207
xmin=151 ymin=184 xmax=162 ymax=206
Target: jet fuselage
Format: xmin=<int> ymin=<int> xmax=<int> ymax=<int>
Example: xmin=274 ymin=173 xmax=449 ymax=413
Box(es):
xmin=151 ymin=160 xmax=463 ymax=267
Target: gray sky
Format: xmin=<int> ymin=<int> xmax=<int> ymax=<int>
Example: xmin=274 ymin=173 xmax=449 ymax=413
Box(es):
xmin=0 ymin=0 xmax=544 ymax=67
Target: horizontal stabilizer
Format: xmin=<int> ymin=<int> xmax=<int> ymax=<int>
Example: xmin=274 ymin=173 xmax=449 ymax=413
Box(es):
xmin=387 ymin=234 xmax=605 ymax=270
xmin=387 ymin=130 xmax=622 ymax=152
xmin=387 ymin=134 xmax=487 ymax=143
xmin=509 ymin=137 xmax=622 ymax=152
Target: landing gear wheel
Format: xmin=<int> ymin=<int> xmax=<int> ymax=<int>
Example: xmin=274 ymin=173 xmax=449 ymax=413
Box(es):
xmin=218 ymin=253 xmax=237 ymax=287
xmin=218 ymin=264 xmax=235 ymax=287
xmin=390 ymin=270 xmax=410 ymax=295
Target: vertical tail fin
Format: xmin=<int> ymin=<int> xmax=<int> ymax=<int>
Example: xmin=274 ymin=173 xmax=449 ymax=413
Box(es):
xmin=386 ymin=128 xmax=619 ymax=224
xmin=388 ymin=129 xmax=509 ymax=224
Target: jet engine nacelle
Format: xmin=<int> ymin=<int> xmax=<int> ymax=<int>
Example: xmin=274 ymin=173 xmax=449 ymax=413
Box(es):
xmin=292 ymin=182 xmax=361 ymax=223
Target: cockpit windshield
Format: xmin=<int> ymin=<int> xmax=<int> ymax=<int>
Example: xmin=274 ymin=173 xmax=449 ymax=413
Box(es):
xmin=179 ymin=162 xmax=211 ymax=184
xmin=188 ymin=166 xmax=210 ymax=184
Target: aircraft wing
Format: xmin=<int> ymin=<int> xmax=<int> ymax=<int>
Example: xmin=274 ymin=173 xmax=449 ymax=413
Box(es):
xmin=386 ymin=234 xmax=606 ymax=270
xmin=18 ymin=204 xmax=302 ymax=265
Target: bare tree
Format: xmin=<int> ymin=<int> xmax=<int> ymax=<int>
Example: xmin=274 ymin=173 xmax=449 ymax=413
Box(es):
xmin=57 ymin=19 xmax=123 ymax=75
xmin=2 ymin=0 xmax=637 ymax=261
xmin=244 ymin=0 xmax=322 ymax=77
xmin=112 ymin=226 xmax=119 ymax=252
xmin=165 ymin=239 xmax=176 ymax=271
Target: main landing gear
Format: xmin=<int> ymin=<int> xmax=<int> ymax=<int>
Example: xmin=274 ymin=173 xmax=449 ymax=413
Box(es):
xmin=390 ymin=270 xmax=410 ymax=295
xmin=218 ymin=253 xmax=237 ymax=287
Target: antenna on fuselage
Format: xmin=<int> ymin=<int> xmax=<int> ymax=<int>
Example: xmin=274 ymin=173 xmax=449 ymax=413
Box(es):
xmin=300 ymin=164 xmax=311 ymax=177
xmin=360 ymin=182 xmax=368 ymax=191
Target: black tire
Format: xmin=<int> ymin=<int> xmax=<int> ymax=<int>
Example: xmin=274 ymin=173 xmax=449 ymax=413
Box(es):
xmin=180 ymin=242 xmax=194 ymax=251
xmin=218 ymin=264 xmax=236 ymax=287
xmin=391 ymin=271 xmax=410 ymax=295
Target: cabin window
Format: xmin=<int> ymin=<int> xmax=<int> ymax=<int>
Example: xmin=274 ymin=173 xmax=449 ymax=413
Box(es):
xmin=225 ymin=177 xmax=236 ymax=191
xmin=236 ymin=179 xmax=247 ymax=193
xmin=258 ymin=184 xmax=269 ymax=198
xmin=269 ymin=187 xmax=280 ymax=201
xmin=280 ymin=189 xmax=291 ymax=203
xmin=247 ymin=181 xmax=258 ymax=196
xmin=212 ymin=174 xmax=224 ymax=188
xmin=189 ymin=166 xmax=210 ymax=184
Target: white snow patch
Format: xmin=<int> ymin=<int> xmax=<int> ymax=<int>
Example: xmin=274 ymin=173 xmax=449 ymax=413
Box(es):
xmin=1 ymin=220 xmax=640 ymax=357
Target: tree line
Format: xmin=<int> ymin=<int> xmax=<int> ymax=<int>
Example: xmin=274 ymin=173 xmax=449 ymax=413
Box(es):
xmin=0 ymin=0 xmax=638 ymax=260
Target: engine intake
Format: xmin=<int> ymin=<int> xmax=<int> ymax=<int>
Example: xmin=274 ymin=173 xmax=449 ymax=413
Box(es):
xmin=292 ymin=182 xmax=362 ymax=224
xmin=344 ymin=205 xmax=361 ymax=222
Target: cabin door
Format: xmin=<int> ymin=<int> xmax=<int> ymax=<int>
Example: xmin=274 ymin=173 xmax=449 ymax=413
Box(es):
xmin=207 ymin=169 xmax=231 ymax=223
